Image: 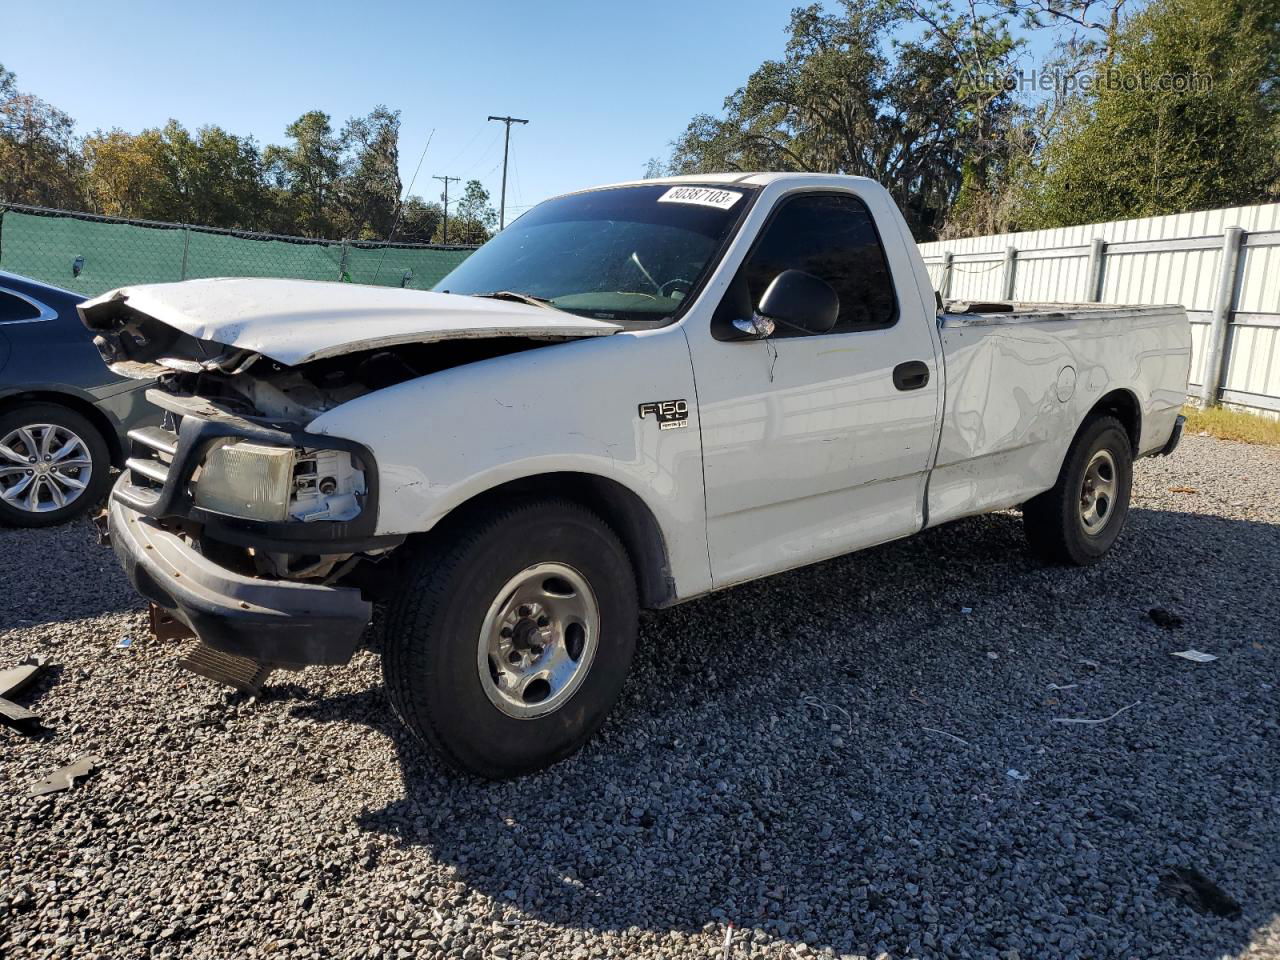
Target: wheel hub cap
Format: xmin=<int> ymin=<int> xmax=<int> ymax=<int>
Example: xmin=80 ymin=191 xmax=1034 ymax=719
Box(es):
xmin=477 ymin=562 xmax=600 ymax=720
xmin=0 ymin=423 xmax=92 ymax=513
xmin=1079 ymin=449 xmax=1117 ymax=535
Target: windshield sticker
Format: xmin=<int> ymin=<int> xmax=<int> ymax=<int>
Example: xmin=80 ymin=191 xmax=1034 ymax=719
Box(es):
xmin=657 ymin=186 xmax=743 ymax=211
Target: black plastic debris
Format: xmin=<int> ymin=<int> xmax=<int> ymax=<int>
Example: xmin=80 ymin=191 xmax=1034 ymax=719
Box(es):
xmin=1148 ymin=607 xmax=1185 ymax=629
xmin=0 ymin=655 xmax=49 ymax=733
xmin=28 ymin=755 xmax=103 ymax=798
xmin=1158 ymin=867 xmax=1242 ymax=919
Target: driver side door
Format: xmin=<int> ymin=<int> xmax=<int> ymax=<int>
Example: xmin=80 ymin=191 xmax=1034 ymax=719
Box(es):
xmin=683 ymin=189 xmax=941 ymax=588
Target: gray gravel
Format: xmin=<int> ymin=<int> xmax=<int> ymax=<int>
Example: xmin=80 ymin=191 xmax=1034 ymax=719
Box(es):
xmin=2 ymin=433 xmax=1278 ymax=960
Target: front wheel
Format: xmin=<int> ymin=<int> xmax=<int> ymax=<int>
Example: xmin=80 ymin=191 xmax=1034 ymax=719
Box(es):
xmin=1023 ymin=414 xmax=1133 ymax=565
xmin=383 ymin=498 xmax=638 ymax=778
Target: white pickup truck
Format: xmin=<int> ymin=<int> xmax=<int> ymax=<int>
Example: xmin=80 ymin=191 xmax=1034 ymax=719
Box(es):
xmin=82 ymin=173 xmax=1191 ymax=778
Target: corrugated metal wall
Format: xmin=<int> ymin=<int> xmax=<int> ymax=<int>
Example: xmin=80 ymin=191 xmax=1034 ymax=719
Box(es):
xmin=919 ymin=203 xmax=1280 ymax=414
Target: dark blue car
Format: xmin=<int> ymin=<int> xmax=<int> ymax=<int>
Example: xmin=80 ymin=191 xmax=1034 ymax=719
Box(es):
xmin=0 ymin=271 xmax=157 ymax=526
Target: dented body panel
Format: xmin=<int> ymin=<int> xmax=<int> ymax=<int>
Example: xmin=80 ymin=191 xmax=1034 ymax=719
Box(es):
xmin=80 ymin=277 xmax=621 ymax=369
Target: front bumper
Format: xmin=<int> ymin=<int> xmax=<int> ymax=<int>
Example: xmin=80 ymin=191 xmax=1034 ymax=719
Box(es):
xmin=108 ymin=495 xmax=372 ymax=667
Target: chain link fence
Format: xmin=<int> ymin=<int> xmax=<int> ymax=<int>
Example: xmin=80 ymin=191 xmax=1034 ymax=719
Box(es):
xmin=0 ymin=202 xmax=478 ymax=298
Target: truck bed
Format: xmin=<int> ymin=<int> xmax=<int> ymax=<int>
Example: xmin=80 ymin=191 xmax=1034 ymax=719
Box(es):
xmin=926 ymin=299 xmax=1191 ymax=529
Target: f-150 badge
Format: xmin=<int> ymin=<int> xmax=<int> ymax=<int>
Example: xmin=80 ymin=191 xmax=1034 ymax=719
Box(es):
xmin=638 ymin=400 xmax=689 ymax=430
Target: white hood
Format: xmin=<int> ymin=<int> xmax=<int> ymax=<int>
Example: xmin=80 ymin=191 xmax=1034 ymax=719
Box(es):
xmin=80 ymin=277 xmax=621 ymax=367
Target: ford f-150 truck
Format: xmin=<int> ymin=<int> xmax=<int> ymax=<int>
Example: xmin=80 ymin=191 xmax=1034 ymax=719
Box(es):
xmin=81 ymin=173 xmax=1191 ymax=778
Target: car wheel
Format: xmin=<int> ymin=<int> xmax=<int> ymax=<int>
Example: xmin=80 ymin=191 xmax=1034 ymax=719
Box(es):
xmin=383 ymin=498 xmax=639 ymax=779
xmin=1023 ymin=414 xmax=1133 ymax=566
xmin=0 ymin=403 xmax=113 ymax=528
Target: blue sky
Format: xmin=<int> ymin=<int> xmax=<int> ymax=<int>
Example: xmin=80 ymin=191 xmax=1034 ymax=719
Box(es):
xmin=4 ymin=0 xmax=801 ymax=216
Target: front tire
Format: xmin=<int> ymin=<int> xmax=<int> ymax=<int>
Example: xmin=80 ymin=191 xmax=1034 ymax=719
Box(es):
xmin=383 ymin=498 xmax=638 ymax=778
xmin=0 ymin=403 xmax=112 ymax=528
xmin=1023 ymin=414 xmax=1133 ymax=565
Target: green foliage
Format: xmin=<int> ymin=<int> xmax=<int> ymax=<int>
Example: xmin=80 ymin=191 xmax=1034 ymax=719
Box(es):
xmin=1020 ymin=0 xmax=1280 ymax=227
xmin=434 ymin=179 xmax=497 ymax=245
xmin=0 ymin=62 xmax=87 ymax=209
xmin=666 ymin=0 xmax=1022 ymax=238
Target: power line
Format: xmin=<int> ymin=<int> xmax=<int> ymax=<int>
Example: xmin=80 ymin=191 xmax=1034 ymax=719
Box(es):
xmin=372 ymin=128 xmax=434 ymax=284
xmin=432 ymin=174 xmax=461 ymax=244
xmin=486 ymin=115 xmax=528 ymax=230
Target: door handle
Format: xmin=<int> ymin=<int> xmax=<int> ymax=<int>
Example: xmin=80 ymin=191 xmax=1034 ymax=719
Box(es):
xmin=893 ymin=360 xmax=930 ymax=391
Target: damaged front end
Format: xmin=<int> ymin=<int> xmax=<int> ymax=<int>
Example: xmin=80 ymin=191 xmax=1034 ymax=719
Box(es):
xmin=81 ymin=280 xmax=620 ymax=686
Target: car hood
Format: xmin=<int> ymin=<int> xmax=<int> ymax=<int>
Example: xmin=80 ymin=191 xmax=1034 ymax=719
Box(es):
xmin=79 ymin=277 xmax=622 ymax=368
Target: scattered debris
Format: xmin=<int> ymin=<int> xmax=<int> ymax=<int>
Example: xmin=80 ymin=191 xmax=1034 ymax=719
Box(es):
xmin=1052 ymin=702 xmax=1139 ymax=726
xmin=908 ymin=688 xmax=929 ymax=706
xmin=1148 ymin=608 xmax=1184 ymax=629
xmin=116 ymin=635 xmax=134 ymax=649
xmin=1171 ymin=649 xmax=1217 ymax=663
xmin=0 ymin=655 xmax=49 ymax=733
xmin=960 ymin=607 xmax=973 ymax=615
xmin=720 ymin=923 xmax=734 ymax=960
xmin=922 ymin=726 xmax=971 ymax=746
xmin=1006 ymin=768 xmax=1030 ymax=781
xmin=986 ymin=651 xmax=999 ymax=660
xmin=799 ymin=695 xmax=851 ymax=726
xmin=1047 ymin=683 xmax=1078 ymax=691
xmin=1168 ymin=486 xmax=1199 ymax=494
xmin=1079 ymin=658 xmax=1101 ymax=670
xmin=28 ymin=755 xmax=103 ymax=798
xmin=1157 ymin=867 xmax=1242 ymax=919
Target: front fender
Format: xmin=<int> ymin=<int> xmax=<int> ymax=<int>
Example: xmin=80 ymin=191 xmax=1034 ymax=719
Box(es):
xmin=307 ymin=328 xmax=713 ymax=599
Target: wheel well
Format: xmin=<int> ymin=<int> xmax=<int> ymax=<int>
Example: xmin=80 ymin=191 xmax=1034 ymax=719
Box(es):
xmin=1089 ymin=389 xmax=1141 ymax=452
xmin=0 ymin=391 xmax=124 ymax=466
xmin=418 ymin=473 xmax=676 ymax=609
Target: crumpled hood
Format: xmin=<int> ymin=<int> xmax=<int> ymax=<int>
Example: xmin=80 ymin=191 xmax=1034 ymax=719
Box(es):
xmin=79 ymin=277 xmax=622 ymax=368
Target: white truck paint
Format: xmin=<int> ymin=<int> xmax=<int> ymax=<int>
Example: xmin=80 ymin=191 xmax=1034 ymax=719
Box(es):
xmin=89 ymin=173 xmax=1191 ymax=777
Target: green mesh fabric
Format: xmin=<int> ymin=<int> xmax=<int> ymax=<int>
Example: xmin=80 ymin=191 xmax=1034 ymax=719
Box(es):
xmin=0 ymin=208 xmax=475 ymax=297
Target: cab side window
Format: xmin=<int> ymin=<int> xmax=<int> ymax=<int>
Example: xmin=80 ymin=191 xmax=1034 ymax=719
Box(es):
xmin=730 ymin=193 xmax=898 ymax=336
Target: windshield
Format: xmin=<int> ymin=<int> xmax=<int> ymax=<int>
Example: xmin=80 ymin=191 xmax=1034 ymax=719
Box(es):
xmin=434 ymin=183 xmax=756 ymax=323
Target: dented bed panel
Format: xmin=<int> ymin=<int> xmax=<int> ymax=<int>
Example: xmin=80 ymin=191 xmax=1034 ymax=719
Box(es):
xmin=79 ymin=277 xmax=622 ymax=369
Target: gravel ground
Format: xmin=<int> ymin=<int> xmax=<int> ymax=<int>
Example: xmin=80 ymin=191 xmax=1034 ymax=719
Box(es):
xmin=2 ymin=433 xmax=1278 ymax=960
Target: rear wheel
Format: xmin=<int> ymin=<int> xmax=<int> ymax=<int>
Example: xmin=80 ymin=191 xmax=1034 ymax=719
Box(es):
xmin=1023 ymin=414 xmax=1133 ymax=565
xmin=383 ymin=498 xmax=638 ymax=778
xmin=0 ymin=403 xmax=112 ymax=528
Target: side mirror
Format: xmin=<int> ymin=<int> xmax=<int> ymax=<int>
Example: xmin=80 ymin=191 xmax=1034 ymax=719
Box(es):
xmin=757 ymin=269 xmax=839 ymax=335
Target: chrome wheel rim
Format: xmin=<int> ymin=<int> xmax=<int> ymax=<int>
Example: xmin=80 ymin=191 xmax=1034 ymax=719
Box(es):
xmin=477 ymin=562 xmax=600 ymax=720
xmin=1079 ymin=449 xmax=1118 ymax=535
xmin=0 ymin=424 xmax=93 ymax=514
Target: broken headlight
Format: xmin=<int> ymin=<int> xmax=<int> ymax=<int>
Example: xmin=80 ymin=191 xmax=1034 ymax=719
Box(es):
xmin=193 ymin=441 xmax=366 ymax=523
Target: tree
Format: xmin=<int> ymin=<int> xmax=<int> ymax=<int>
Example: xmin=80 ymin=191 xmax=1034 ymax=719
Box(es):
xmin=396 ymin=195 xmax=445 ymax=244
xmin=336 ymin=106 xmax=402 ymax=239
xmin=665 ymin=1 xmax=1022 ymax=238
xmin=0 ymin=63 xmax=86 ymax=208
xmin=264 ymin=111 xmax=344 ymax=237
xmin=1023 ymin=0 xmax=1280 ymax=227
xmin=82 ymin=121 xmax=269 ymax=227
xmin=435 ymin=179 xmax=497 ymax=245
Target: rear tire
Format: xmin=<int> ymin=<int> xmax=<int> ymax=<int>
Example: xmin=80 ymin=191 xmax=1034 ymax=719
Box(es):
xmin=0 ymin=403 xmax=112 ymax=528
xmin=383 ymin=498 xmax=638 ymax=779
xmin=1023 ymin=415 xmax=1133 ymax=566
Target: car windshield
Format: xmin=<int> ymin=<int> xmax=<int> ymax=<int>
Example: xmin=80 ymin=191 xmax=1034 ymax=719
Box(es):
xmin=434 ymin=183 xmax=756 ymax=324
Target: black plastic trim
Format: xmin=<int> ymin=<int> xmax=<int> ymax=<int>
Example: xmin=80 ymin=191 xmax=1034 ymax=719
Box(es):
xmin=108 ymin=496 xmax=371 ymax=667
xmin=112 ymin=389 xmax=384 ymax=549
xmin=1158 ymin=414 xmax=1186 ymax=457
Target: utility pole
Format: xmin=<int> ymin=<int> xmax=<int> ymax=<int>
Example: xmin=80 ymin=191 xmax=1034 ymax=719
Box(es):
xmin=487 ymin=115 xmax=528 ymax=230
xmin=432 ymin=175 xmax=460 ymax=244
